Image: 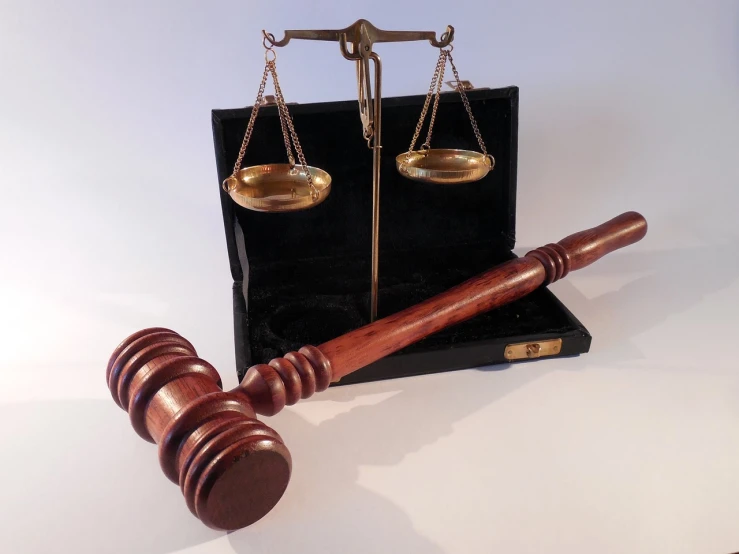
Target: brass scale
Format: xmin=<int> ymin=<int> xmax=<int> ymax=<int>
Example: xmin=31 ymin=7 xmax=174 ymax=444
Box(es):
xmin=222 ymin=19 xmax=495 ymax=322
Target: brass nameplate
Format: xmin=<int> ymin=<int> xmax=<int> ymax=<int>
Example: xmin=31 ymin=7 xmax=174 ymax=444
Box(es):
xmin=504 ymin=339 xmax=563 ymax=361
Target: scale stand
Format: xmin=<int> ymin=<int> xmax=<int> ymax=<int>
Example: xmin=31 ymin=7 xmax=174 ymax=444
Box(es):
xmin=263 ymin=19 xmax=455 ymax=322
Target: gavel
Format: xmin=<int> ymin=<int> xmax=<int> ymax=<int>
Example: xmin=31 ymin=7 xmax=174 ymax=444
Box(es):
xmin=106 ymin=211 xmax=647 ymax=530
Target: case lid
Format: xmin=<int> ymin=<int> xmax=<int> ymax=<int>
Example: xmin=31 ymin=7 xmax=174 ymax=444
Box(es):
xmin=213 ymin=87 xmax=518 ymax=282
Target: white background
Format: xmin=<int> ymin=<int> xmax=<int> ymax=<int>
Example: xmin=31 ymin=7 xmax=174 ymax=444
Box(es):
xmin=1 ymin=1 xmax=738 ymax=553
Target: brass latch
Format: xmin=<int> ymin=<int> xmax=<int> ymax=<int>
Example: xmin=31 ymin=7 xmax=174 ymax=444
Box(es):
xmin=261 ymin=95 xmax=298 ymax=106
xmin=504 ymin=338 xmax=562 ymax=361
xmin=446 ymin=80 xmax=475 ymax=91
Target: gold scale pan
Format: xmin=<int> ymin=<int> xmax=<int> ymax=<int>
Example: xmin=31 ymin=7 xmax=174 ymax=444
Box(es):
xmin=223 ymin=21 xmax=492 ymax=216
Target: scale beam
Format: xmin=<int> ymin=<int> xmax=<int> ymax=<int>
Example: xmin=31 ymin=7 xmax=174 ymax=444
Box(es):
xmin=263 ymin=19 xmax=453 ymax=49
xmin=262 ymin=20 xmax=455 ymax=322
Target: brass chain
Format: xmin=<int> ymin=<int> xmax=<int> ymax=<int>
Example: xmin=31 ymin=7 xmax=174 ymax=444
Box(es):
xmin=231 ymin=46 xmax=317 ymax=199
xmin=268 ymin=62 xmax=316 ymax=196
xmin=406 ymin=49 xmax=446 ymax=160
xmin=269 ymin=61 xmax=296 ymax=167
xmin=405 ymin=47 xmax=490 ymax=161
xmin=421 ymin=50 xmax=448 ymax=150
xmin=448 ymin=52 xmax=488 ymax=156
xmin=232 ymin=63 xmax=269 ymax=176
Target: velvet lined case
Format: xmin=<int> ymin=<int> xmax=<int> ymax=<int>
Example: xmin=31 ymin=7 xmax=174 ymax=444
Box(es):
xmin=212 ymin=87 xmax=591 ymax=384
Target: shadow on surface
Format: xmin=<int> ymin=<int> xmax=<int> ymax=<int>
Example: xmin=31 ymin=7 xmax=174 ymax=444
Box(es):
xmin=544 ymin=244 xmax=739 ymax=365
xmin=9 ymin=246 xmax=733 ymax=553
xmin=0 ymin=399 xmax=221 ymax=554
xmin=2 ymin=362 xmax=544 ymax=554
xmin=225 ymin=365 xmax=545 ymax=553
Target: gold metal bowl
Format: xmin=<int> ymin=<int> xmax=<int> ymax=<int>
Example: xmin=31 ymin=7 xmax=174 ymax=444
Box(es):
xmin=222 ymin=164 xmax=332 ymax=212
xmin=396 ymin=149 xmax=494 ymax=185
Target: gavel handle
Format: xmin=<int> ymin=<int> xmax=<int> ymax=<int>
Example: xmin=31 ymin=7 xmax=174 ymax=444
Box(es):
xmin=106 ymin=212 xmax=647 ymax=529
xmin=319 ymin=211 xmax=647 ymax=380
xmin=105 ymin=211 xmax=646 ymax=530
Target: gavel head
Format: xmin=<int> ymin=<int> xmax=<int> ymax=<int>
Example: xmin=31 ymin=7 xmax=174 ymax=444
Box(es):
xmin=105 ymin=328 xmax=295 ymax=530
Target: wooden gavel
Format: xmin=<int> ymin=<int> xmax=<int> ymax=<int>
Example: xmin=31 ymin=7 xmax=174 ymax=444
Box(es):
xmin=106 ymin=211 xmax=647 ymax=530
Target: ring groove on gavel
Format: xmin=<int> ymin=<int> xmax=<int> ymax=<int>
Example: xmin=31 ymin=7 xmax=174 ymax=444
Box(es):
xmin=106 ymin=211 xmax=647 ymax=530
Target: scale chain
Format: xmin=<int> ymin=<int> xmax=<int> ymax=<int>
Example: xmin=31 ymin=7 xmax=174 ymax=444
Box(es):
xmin=405 ymin=49 xmax=446 ymax=164
xmin=404 ymin=47 xmax=489 ymax=163
xmin=268 ymin=62 xmax=316 ymax=196
xmin=268 ymin=62 xmax=297 ymax=168
xmin=232 ymin=63 xmax=269 ymax=176
xmin=231 ymin=46 xmax=317 ymax=200
xmin=421 ymin=49 xmax=448 ymax=150
xmin=448 ymin=52 xmax=488 ymax=157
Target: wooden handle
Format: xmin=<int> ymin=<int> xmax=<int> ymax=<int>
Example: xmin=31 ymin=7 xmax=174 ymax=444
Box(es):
xmin=320 ymin=211 xmax=647 ymax=380
xmin=551 ymin=211 xmax=647 ymax=272
xmin=106 ymin=211 xmax=646 ymax=531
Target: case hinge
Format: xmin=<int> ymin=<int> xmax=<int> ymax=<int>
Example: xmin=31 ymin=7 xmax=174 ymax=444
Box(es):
xmin=261 ymin=95 xmax=297 ymax=106
xmin=445 ymin=80 xmax=475 ymax=91
xmin=504 ymin=338 xmax=562 ymax=360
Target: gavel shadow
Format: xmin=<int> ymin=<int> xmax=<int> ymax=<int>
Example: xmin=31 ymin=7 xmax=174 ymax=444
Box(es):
xmin=0 ymin=366 xmax=545 ymax=554
xmin=0 ymin=398 xmax=222 ymax=554
xmin=228 ymin=365 xmax=544 ymax=553
xmin=540 ymin=243 xmax=739 ymax=368
xmin=5 ymin=245 xmax=732 ymax=553
xmin=293 ymin=242 xmax=738 ymax=413
xmin=227 ymin=244 xmax=738 ymax=551
xmin=231 ymin=244 xmax=738 ymax=551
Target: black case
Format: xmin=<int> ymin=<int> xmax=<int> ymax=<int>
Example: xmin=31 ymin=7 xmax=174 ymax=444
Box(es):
xmin=212 ymin=87 xmax=591 ymax=385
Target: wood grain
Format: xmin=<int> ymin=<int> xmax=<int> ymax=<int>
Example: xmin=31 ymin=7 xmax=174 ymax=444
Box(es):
xmin=107 ymin=328 xmax=291 ymax=530
xmin=320 ymin=257 xmax=545 ymax=380
xmin=321 ymin=211 xmax=647 ymax=379
xmin=106 ymin=211 xmax=647 ymax=530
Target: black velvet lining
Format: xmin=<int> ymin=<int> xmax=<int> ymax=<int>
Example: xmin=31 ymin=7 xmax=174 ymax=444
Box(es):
xmin=244 ymin=245 xmax=580 ymax=365
xmin=213 ymin=87 xmax=584 ymax=369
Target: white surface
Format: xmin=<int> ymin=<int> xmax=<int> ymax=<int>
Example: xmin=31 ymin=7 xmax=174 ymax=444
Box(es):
xmin=1 ymin=1 xmax=738 ymax=553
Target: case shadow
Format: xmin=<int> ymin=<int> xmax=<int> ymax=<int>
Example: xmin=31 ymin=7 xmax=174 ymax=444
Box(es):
xmin=540 ymin=243 xmax=739 ymax=367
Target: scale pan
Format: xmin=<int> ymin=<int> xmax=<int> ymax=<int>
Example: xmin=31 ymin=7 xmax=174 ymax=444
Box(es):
xmin=396 ymin=149 xmax=494 ymax=185
xmin=222 ymin=164 xmax=332 ymax=213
